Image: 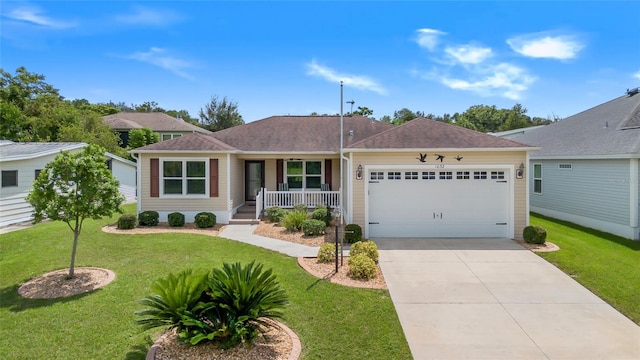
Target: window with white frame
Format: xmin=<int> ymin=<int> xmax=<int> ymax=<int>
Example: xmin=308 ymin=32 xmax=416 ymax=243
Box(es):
xmin=422 ymin=171 xmax=435 ymax=180
xmin=370 ymin=171 xmax=384 ymax=180
xmin=439 ymin=171 xmax=453 ymax=180
xmin=387 ymin=171 xmax=402 ymax=180
xmin=405 ymin=171 xmax=418 ymax=180
xmin=162 ymin=160 xmax=207 ymax=196
xmin=474 ymin=171 xmax=487 ymax=179
xmin=286 ymin=160 xmax=322 ymax=189
xmin=161 ymin=133 xmax=183 ymax=141
xmin=533 ymin=163 xmax=542 ymax=194
xmin=491 ymin=171 xmax=505 ymax=180
xmin=456 ymin=171 xmax=470 ymax=180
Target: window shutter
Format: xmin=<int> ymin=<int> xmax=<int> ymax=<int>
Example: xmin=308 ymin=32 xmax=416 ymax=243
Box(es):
xmin=210 ymin=159 xmax=219 ymax=197
xmin=276 ymin=159 xmax=283 ymax=185
xmin=324 ymin=159 xmax=332 ymax=190
xmin=150 ymin=158 xmax=159 ymax=197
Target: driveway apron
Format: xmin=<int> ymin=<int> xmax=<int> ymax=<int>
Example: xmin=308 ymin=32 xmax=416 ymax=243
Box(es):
xmin=374 ymin=238 xmax=640 ymax=360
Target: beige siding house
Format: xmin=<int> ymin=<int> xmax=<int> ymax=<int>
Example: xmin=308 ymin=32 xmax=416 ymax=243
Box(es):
xmin=131 ymin=116 xmax=535 ymax=239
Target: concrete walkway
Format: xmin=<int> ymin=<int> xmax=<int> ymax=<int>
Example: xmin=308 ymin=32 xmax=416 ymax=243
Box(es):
xmin=374 ymin=237 xmax=640 ymax=360
xmin=219 ymin=224 xmax=320 ymax=257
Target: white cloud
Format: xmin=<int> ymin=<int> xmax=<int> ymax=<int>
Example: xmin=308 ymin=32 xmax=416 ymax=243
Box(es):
xmin=507 ymin=33 xmax=584 ymax=60
xmin=7 ymin=6 xmax=76 ymax=29
xmin=445 ymin=45 xmax=493 ymax=64
xmin=115 ymin=6 xmax=180 ymax=26
xmin=440 ymin=63 xmax=536 ymax=100
xmin=306 ymin=60 xmax=387 ymax=95
xmin=123 ymin=47 xmax=194 ymax=79
xmin=633 ymin=70 xmax=640 ymax=80
xmin=415 ymin=28 xmax=446 ymax=51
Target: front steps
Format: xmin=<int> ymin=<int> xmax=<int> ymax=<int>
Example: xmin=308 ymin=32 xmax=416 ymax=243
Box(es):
xmin=229 ymin=204 xmax=259 ymax=224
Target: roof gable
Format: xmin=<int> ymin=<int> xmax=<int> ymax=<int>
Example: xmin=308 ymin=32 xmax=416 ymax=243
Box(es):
xmin=0 ymin=141 xmax=86 ymax=162
xmin=103 ymin=112 xmax=211 ymax=134
xmin=348 ymin=117 xmax=532 ymax=149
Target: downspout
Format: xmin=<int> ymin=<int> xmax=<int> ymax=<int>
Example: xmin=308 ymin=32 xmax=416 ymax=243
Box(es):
xmin=630 ymin=158 xmax=638 ymax=238
xmin=132 ymin=152 xmax=141 ymax=216
xmin=227 ymin=153 xmax=232 ymax=223
xmin=525 ymin=151 xmax=530 ymax=226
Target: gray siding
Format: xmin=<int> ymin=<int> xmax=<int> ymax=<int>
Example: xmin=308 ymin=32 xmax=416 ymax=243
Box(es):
xmin=530 ymin=159 xmax=631 ymax=226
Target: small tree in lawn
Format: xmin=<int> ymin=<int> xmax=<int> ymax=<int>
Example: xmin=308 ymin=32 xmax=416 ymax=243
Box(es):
xmin=26 ymin=144 xmax=124 ymax=279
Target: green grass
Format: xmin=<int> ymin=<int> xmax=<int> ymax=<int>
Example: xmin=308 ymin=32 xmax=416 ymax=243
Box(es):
xmin=531 ymin=213 xmax=640 ymax=325
xmin=0 ymin=204 xmax=411 ymax=360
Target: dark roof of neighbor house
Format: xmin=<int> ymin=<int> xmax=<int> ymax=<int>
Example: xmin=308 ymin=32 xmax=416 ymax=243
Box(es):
xmin=348 ymin=117 xmax=532 ymax=149
xmin=103 ymin=112 xmax=211 ymax=134
xmin=131 ymin=115 xmax=534 ymax=153
xmin=133 ymin=132 xmax=238 ymax=152
xmin=509 ymin=91 xmax=640 ymax=157
xmin=208 ymin=116 xmax=395 ymax=152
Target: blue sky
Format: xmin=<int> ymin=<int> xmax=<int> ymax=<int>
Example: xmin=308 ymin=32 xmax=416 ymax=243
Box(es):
xmin=2 ymin=1 xmax=639 ymax=122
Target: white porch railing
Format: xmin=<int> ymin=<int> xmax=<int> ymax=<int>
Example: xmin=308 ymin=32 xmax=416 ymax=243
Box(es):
xmin=264 ymin=189 xmax=340 ymax=209
xmin=255 ymin=188 xmax=264 ymax=219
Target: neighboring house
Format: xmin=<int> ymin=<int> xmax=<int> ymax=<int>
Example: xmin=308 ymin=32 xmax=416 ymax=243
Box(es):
xmin=103 ymin=112 xmax=212 ymax=147
xmin=0 ymin=141 xmax=137 ymax=227
xmin=130 ymin=116 xmax=535 ymax=240
xmin=496 ymin=89 xmax=640 ymax=240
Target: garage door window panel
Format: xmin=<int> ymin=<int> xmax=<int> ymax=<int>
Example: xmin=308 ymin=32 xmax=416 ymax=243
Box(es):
xmin=439 ymin=171 xmax=453 ymax=180
xmin=422 ymin=171 xmax=435 ymax=180
xmin=456 ymin=171 xmax=470 ymax=180
xmin=388 ymin=171 xmax=401 ymax=180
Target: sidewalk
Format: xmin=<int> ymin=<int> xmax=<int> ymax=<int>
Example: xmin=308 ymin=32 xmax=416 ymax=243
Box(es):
xmin=219 ymin=224 xmax=321 ymax=257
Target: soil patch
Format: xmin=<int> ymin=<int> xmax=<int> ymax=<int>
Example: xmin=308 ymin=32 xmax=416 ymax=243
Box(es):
xmin=253 ymin=222 xmax=334 ymax=247
xmin=516 ymin=240 xmax=560 ymax=252
xmin=18 ymin=267 xmax=116 ymax=299
xmin=297 ymin=257 xmax=387 ymax=289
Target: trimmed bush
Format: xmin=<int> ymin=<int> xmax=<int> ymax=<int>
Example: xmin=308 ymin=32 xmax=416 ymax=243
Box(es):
xmin=281 ymin=211 xmax=307 ymax=232
xmin=293 ymin=203 xmax=308 ymax=213
xmin=194 ymin=212 xmax=216 ymax=228
xmin=301 ymin=219 xmax=326 ymax=236
xmin=312 ymin=207 xmax=331 ymax=226
xmin=117 ymin=214 xmax=137 ymax=230
xmin=350 ymin=240 xmax=379 ymax=263
xmin=523 ymin=225 xmax=547 ymax=244
xmin=168 ymin=212 xmax=185 ymax=227
xmin=345 ymin=224 xmax=363 ymax=244
xmin=265 ymin=206 xmax=288 ymax=223
xmin=348 ymin=253 xmax=377 ymax=280
xmin=317 ymin=242 xmax=340 ymax=263
xmin=138 ymin=211 xmax=159 ymax=227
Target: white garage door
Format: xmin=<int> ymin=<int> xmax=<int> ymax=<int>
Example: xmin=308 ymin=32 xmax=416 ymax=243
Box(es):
xmin=368 ymin=169 xmax=510 ymax=238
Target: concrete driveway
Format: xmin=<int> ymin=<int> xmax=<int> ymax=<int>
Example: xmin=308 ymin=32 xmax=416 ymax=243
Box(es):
xmin=374 ymin=237 xmax=640 ymax=360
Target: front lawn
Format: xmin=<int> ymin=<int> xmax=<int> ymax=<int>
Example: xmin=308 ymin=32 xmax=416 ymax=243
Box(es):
xmin=531 ymin=213 xmax=640 ymax=325
xmin=0 ymin=205 xmax=411 ymax=359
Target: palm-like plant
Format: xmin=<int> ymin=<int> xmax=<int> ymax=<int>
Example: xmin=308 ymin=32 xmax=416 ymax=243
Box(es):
xmin=136 ymin=269 xmax=208 ymax=332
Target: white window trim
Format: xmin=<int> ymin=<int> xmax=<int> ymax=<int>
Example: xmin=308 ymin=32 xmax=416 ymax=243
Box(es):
xmin=284 ymin=160 xmax=323 ymax=190
xmin=533 ymin=163 xmax=543 ymax=195
xmin=160 ymin=158 xmax=209 ymax=198
xmin=161 ymin=133 xmax=183 ymax=141
xmin=1 ymin=170 xmax=18 ymax=187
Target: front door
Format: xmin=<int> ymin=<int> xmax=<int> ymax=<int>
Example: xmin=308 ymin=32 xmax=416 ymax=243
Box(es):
xmin=245 ymin=161 xmax=264 ymax=202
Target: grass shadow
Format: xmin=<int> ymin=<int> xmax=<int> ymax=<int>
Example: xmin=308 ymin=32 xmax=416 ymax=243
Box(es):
xmin=0 ymin=283 xmax=96 ymax=313
xmin=125 ymin=335 xmax=154 ymax=360
xmin=533 ymin=212 xmax=640 ymax=251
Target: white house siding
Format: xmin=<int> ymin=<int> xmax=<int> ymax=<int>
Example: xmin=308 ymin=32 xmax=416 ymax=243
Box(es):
xmin=350 ymin=150 xmax=528 ymax=240
xmin=229 ymin=156 xmax=243 ymax=214
xmin=530 ymin=159 xmax=637 ymax=239
xmin=138 ymin=153 xmax=230 ymax=223
xmin=110 ymin=157 xmax=137 ymax=202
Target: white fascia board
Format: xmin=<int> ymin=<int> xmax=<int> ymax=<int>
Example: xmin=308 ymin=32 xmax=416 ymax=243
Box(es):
xmin=129 ymin=150 xmax=238 ymax=154
xmin=105 ymin=152 xmax=136 ymax=166
xmin=530 ymin=154 xmax=640 ymax=160
xmin=236 ymin=151 xmax=337 ymax=155
xmin=345 ymin=147 xmax=539 ymax=153
xmin=0 ymin=143 xmax=87 ymax=162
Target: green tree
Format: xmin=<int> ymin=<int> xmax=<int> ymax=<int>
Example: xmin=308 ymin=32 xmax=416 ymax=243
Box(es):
xmin=498 ymin=103 xmax=531 ymax=131
xmin=134 ymin=101 xmax=165 ymax=113
xmin=352 ymin=106 xmax=374 ymax=117
xmin=128 ymin=127 xmax=159 ymax=149
xmin=0 ymin=66 xmax=61 ymax=111
xmin=199 ymin=95 xmax=244 ymax=131
xmin=165 ymin=109 xmax=199 ymax=125
xmin=26 ymin=145 xmax=124 ymax=278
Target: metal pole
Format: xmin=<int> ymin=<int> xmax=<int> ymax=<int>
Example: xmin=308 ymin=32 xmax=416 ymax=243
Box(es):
xmin=335 ymin=224 xmax=339 ymax=273
xmin=339 ymin=81 xmax=344 ymax=266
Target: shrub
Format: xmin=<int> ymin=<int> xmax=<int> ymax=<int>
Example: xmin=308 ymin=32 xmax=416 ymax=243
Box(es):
xmin=117 ymin=214 xmax=137 ymax=230
xmin=348 ymin=253 xmax=377 ymax=280
xmin=281 ymin=211 xmax=307 ymax=232
xmin=137 ymin=262 xmax=288 ymax=350
xmin=317 ymin=242 xmax=340 ymax=263
xmin=138 ymin=211 xmax=159 ymax=227
xmin=195 ymin=212 xmax=216 ymax=228
xmin=167 ymin=212 xmax=185 ymax=227
xmin=293 ymin=203 xmax=308 ymax=213
xmin=350 ymin=240 xmax=379 ymax=263
xmin=301 ymin=219 xmax=326 ymax=236
xmin=312 ymin=207 xmax=332 ymax=226
xmin=523 ymin=225 xmax=547 ymax=244
xmin=265 ymin=206 xmax=288 ymax=223
xmin=345 ymin=224 xmax=363 ymax=244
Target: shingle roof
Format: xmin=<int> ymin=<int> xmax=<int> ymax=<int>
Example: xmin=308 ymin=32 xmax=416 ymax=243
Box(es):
xmin=103 ymin=112 xmax=211 ymax=133
xmin=510 ymin=92 xmax=640 ymax=157
xmin=132 ymin=132 xmax=238 ymax=152
xmin=0 ymin=141 xmax=85 ymax=162
xmin=348 ymin=117 xmax=532 ymax=149
xmin=208 ymin=116 xmax=395 ymax=152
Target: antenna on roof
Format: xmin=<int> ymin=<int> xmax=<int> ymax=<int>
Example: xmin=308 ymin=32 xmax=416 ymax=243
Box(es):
xmin=626 ymin=87 xmax=639 ymax=96
xmin=346 ymin=100 xmax=355 ymax=114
